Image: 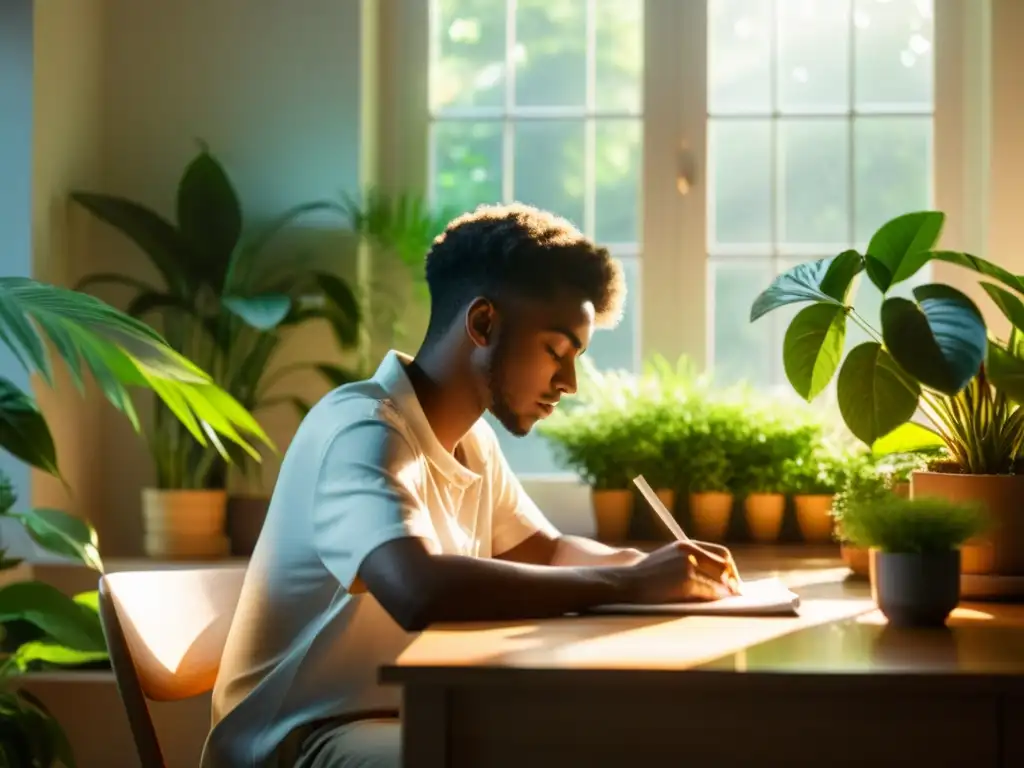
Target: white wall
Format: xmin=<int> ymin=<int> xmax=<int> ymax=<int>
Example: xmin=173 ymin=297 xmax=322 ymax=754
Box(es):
xmin=75 ymin=0 xmax=370 ymax=555
xmin=0 ymin=0 xmax=35 ymax=514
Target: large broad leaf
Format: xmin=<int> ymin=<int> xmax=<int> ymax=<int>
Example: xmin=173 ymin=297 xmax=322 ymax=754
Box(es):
xmin=819 ymin=250 xmax=864 ymax=302
xmin=309 ymin=272 xmax=363 ymax=347
xmin=222 ymin=294 xmax=292 ymax=330
xmin=0 ymin=581 xmax=106 ymax=651
xmin=0 ymin=379 xmax=58 ymax=476
xmin=987 ymin=342 xmax=1024 ymax=404
xmin=783 ymin=304 xmax=847 ymax=401
xmin=871 ymin=421 xmax=945 ymax=455
xmin=881 ymin=284 xmax=987 ymax=395
xmin=749 ymin=256 xmax=848 ymax=322
xmin=176 ymin=148 xmax=243 ymax=289
xmin=891 ymin=250 xmax=1024 ymax=295
xmin=837 ymin=342 xmax=921 ymax=445
xmin=864 ymin=211 xmax=945 ymax=292
xmin=70 ymin=192 xmax=193 ymax=295
xmin=981 ymin=282 xmax=1024 ymax=331
xmin=10 ymin=509 xmax=103 ymax=572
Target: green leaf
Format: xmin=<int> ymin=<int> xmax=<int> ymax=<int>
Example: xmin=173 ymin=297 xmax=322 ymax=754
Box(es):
xmin=871 ymin=421 xmax=945 ymax=455
xmin=987 ymin=343 xmax=1024 ymax=404
xmin=981 ymin=282 xmax=1024 ymax=331
xmin=865 ymin=211 xmax=945 ymax=291
xmin=10 ymin=509 xmax=103 ymax=572
xmin=749 ymin=257 xmax=845 ymax=322
xmin=290 ymin=397 xmax=312 ymax=421
xmin=864 ymin=254 xmax=892 ymax=294
xmin=222 ymin=294 xmax=292 ymax=330
xmin=0 ymin=582 xmax=106 ymax=652
xmin=0 ymin=378 xmax=58 ymax=476
xmin=14 ymin=639 xmax=108 ymax=669
xmin=176 ymin=148 xmax=243 ymax=287
xmin=70 ymin=192 xmax=193 ymax=295
xmin=818 ymin=250 xmax=864 ymax=302
xmin=881 ymin=284 xmax=987 ymax=395
xmin=893 ymin=250 xmax=1024 ymax=294
xmin=837 ymin=342 xmax=921 ymax=445
xmin=783 ymin=304 xmax=847 ymax=401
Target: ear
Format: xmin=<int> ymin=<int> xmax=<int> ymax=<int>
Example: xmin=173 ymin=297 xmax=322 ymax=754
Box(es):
xmin=465 ymin=297 xmax=497 ymax=348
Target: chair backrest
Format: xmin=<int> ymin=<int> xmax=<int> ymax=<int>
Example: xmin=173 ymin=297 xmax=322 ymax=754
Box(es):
xmin=98 ymin=567 xmax=247 ymax=768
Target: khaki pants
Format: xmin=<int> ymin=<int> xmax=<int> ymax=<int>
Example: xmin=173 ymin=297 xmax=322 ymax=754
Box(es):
xmin=294 ymin=717 xmax=401 ymax=767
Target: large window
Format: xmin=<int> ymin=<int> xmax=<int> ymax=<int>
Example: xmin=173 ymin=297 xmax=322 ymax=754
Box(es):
xmin=415 ymin=0 xmax=938 ymax=477
xmin=709 ymin=0 xmax=935 ymax=388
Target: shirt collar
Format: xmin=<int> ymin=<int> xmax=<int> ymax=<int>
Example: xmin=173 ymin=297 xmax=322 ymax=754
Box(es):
xmin=372 ymin=350 xmax=481 ymax=489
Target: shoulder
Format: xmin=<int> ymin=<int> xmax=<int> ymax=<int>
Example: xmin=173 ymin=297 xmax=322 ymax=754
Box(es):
xmin=293 ymin=380 xmax=419 ymax=467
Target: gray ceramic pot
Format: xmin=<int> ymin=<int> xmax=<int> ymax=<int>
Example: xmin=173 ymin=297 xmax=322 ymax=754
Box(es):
xmin=871 ymin=549 xmax=961 ymax=628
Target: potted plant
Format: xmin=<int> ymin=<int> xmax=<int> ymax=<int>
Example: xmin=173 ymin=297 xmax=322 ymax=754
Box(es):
xmin=72 ymin=144 xmax=356 ymax=557
xmin=751 ymin=209 xmax=1024 ymax=584
xmin=0 ymin=275 xmax=263 ymax=765
xmin=739 ymin=465 xmax=788 ymax=543
xmin=840 ymin=494 xmax=988 ymax=626
xmin=686 ymin=406 xmax=735 ymax=542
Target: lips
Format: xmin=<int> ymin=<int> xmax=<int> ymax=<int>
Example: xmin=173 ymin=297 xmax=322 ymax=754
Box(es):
xmin=537 ymin=401 xmax=556 ymax=416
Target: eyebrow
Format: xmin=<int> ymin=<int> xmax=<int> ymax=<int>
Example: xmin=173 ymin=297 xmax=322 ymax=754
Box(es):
xmin=547 ymin=326 xmax=585 ymax=353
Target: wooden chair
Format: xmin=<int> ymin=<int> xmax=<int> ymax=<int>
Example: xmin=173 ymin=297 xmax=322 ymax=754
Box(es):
xmin=98 ymin=567 xmax=247 ymax=768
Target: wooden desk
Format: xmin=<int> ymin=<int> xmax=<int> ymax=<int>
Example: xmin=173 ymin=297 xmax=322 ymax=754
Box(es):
xmin=381 ymin=547 xmax=1024 ymax=767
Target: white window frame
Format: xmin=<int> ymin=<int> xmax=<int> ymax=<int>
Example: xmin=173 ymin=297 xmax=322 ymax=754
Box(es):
xmin=375 ymin=0 xmax=968 ymax=530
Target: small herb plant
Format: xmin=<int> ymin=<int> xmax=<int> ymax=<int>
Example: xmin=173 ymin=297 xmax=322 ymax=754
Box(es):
xmin=839 ymin=495 xmax=989 ymax=554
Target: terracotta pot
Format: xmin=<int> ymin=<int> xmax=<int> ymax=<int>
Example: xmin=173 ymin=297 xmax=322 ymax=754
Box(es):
xmin=795 ymin=494 xmax=835 ymax=542
xmin=142 ymin=489 xmax=229 ymax=559
xmin=744 ymin=493 xmax=785 ymax=542
xmin=892 ymin=481 xmax=910 ymax=499
xmin=655 ymin=488 xmax=676 ymax=513
xmin=841 ymin=543 xmax=871 ymax=578
xmin=688 ymin=492 xmax=733 ymax=541
xmin=227 ymin=494 xmax=270 ymax=556
xmin=911 ymin=471 xmax=1024 ymax=575
xmin=592 ymin=489 xmax=633 ymax=543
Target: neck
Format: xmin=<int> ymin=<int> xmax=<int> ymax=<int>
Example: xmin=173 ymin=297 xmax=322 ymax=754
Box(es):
xmin=407 ymin=341 xmax=485 ymax=453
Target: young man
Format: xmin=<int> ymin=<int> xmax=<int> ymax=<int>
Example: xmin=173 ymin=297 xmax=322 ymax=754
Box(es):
xmin=201 ymin=204 xmax=737 ymax=768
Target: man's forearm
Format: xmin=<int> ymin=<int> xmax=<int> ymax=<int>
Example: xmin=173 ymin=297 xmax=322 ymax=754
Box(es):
xmin=412 ymin=553 xmax=634 ymax=629
xmin=551 ymin=535 xmax=645 ymax=567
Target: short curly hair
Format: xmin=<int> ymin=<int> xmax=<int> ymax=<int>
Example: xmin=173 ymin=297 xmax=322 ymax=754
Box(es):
xmin=423 ymin=203 xmax=626 ymax=340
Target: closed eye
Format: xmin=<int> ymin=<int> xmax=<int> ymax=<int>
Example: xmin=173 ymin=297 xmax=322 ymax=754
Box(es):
xmin=546 ymin=345 xmax=563 ymax=362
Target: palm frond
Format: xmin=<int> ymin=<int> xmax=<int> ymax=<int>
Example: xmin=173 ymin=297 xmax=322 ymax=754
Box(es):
xmin=0 ymin=277 xmax=272 ymax=469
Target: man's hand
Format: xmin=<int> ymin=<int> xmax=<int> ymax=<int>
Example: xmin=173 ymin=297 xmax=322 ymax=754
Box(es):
xmin=688 ymin=540 xmax=741 ymax=591
xmin=623 ymin=541 xmax=738 ymax=604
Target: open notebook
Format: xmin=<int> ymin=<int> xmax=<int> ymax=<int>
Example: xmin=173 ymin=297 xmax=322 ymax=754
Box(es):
xmin=589 ymin=577 xmax=801 ymax=617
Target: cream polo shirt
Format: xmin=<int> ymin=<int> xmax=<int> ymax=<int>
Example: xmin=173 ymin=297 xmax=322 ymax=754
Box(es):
xmin=201 ymin=350 xmax=559 ymax=768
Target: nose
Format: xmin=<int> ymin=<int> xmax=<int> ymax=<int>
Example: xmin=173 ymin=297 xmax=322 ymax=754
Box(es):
xmin=555 ymin=360 xmax=578 ymax=396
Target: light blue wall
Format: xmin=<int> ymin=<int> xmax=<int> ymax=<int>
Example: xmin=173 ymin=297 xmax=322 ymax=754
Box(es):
xmin=0 ymin=0 xmax=34 ymax=508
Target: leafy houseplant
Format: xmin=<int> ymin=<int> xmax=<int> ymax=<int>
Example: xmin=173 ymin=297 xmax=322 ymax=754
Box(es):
xmin=0 ymin=276 xmax=266 ymax=765
xmin=840 ymin=495 xmax=988 ymax=627
xmin=751 ymin=210 xmax=1024 ymax=579
xmin=72 ymin=145 xmax=356 ymax=556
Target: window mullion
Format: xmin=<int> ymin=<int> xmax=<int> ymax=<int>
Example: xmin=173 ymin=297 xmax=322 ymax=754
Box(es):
xmin=641 ymin=0 xmax=708 ymax=370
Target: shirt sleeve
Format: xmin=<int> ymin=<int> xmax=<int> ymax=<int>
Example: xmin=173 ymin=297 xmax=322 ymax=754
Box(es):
xmin=312 ymin=412 xmax=438 ymax=591
xmin=486 ymin=427 xmax=561 ymax=556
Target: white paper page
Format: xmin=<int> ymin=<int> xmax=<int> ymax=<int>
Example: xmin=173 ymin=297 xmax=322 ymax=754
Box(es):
xmin=588 ymin=577 xmax=801 ymax=617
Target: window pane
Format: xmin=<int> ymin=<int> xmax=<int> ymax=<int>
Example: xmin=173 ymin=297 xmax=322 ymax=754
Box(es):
xmin=431 ymin=121 xmax=503 ymax=212
xmin=709 ymin=0 xmax=772 ymax=113
xmin=514 ymin=0 xmax=587 ymax=107
xmin=854 ymin=0 xmax=934 ymax=110
xmin=595 ymin=0 xmax=642 ymax=112
xmin=595 ymin=120 xmax=641 ymax=243
xmin=431 ymin=0 xmax=507 ymax=112
xmin=778 ymin=0 xmax=851 ymax=113
xmin=710 ymin=261 xmax=773 ymax=385
xmin=587 ymin=257 xmax=639 ymax=372
xmin=513 ymin=120 xmax=585 ymax=230
xmin=709 ymin=119 xmax=772 ymax=247
xmin=854 ymin=116 xmax=931 ymax=243
xmin=779 ymin=118 xmax=850 ymax=246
